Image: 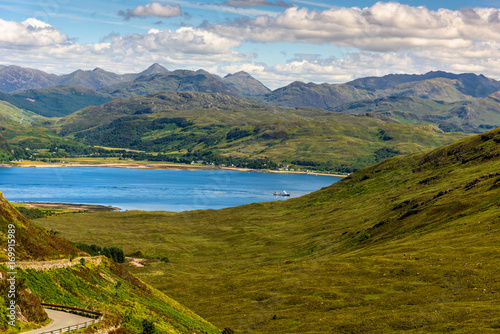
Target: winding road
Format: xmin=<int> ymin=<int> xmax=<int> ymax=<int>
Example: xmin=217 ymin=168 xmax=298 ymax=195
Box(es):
xmin=22 ymin=309 xmax=94 ymax=334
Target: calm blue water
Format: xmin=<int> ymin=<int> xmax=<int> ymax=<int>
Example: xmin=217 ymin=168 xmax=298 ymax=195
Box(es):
xmin=0 ymin=167 xmax=340 ymax=211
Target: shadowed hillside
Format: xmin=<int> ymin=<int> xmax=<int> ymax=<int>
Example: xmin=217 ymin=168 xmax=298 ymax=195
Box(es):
xmin=0 ymin=191 xmax=83 ymax=262
xmin=0 ymin=190 xmax=222 ymax=333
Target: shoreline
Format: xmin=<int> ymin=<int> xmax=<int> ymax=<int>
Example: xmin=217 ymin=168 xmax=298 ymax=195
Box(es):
xmin=2 ymin=162 xmax=347 ymax=178
xmin=13 ymin=202 xmax=121 ymax=211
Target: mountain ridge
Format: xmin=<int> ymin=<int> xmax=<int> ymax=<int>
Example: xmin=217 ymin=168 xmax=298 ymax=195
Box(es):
xmin=51 ymin=90 xmax=467 ymax=172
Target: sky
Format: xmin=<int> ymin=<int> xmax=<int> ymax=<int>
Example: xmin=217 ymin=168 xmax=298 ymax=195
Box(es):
xmin=2 ymin=0 xmax=500 ymax=89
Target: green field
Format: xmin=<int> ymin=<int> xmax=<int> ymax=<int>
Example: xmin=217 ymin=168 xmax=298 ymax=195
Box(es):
xmin=34 ymin=128 xmax=500 ymax=333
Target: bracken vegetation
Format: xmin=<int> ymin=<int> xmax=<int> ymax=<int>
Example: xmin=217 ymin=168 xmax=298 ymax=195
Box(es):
xmin=0 ymin=190 xmax=222 ymax=333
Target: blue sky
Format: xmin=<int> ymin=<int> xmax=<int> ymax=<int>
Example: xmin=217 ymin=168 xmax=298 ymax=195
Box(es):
xmin=1 ymin=0 xmax=500 ymax=88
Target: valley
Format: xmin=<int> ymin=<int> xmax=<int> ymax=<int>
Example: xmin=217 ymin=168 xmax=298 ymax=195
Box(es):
xmin=4 ymin=1 xmax=500 ymax=333
xmin=3 ymin=66 xmax=489 ymax=173
xmin=1 ymin=64 xmax=500 ymax=333
xmin=30 ymin=127 xmax=500 ymax=333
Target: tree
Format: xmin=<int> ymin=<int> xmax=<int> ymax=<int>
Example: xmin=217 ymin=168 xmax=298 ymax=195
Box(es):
xmin=142 ymin=319 xmax=156 ymax=334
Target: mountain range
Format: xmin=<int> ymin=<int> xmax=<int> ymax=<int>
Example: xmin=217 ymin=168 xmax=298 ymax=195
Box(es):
xmin=3 ymin=64 xmax=500 ymax=172
xmin=0 ymin=63 xmax=168 ymax=92
xmin=1 ymin=64 xmax=500 ymax=133
xmin=49 ymin=91 xmax=466 ymax=172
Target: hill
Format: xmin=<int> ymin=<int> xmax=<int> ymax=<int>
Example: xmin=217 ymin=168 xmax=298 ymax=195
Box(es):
xmin=0 ymin=191 xmax=82 ymax=262
xmin=0 ymin=100 xmax=105 ymax=162
xmin=330 ymin=95 xmax=500 ymax=133
xmin=0 ymin=66 xmax=59 ymax=93
xmin=0 ymin=190 xmax=222 ymax=333
xmin=260 ymin=71 xmax=500 ymax=110
xmin=222 ymin=71 xmax=271 ymax=97
xmin=0 ymin=100 xmax=45 ymax=125
xmin=34 ymin=127 xmax=500 ymax=333
xmin=99 ymin=70 xmax=244 ymax=98
xmin=52 ymin=91 xmax=467 ymax=172
xmin=0 ymin=85 xmax=113 ymax=117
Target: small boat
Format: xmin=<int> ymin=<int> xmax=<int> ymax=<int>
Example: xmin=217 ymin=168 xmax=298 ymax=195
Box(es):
xmin=273 ymin=190 xmax=291 ymax=197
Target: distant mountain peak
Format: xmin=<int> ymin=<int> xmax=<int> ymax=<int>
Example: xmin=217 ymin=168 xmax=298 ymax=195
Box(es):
xmin=137 ymin=63 xmax=169 ymax=78
xmin=224 ymin=71 xmax=251 ymax=78
xmin=148 ymin=63 xmax=167 ymax=71
xmin=196 ymin=69 xmax=213 ymax=75
xmin=223 ymin=71 xmax=271 ymax=97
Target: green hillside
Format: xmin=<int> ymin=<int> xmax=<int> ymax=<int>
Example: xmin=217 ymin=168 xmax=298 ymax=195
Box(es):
xmin=0 ymin=100 xmax=45 ymax=125
xmin=330 ymin=95 xmax=500 ymax=133
xmin=34 ymin=128 xmax=500 ymax=333
xmin=0 ymin=85 xmax=112 ymax=117
xmin=53 ymin=91 xmax=467 ymax=172
xmin=0 ymin=192 xmax=84 ymax=262
xmin=0 ymin=101 xmax=108 ymax=162
xmin=0 ymin=191 xmax=222 ymax=333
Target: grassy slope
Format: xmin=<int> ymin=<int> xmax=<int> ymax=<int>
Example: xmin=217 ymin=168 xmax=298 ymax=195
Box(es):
xmin=9 ymin=85 xmax=113 ymax=117
xmin=0 ymin=101 xmax=59 ymax=146
xmin=0 ymin=191 xmax=84 ymax=262
xmin=35 ymin=128 xmax=500 ymax=333
xmin=330 ymin=95 xmax=500 ymax=133
xmin=0 ymin=100 xmax=98 ymax=161
xmin=7 ymin=258 xmax=222 ymax=334
xmin=53 ymin=91 xmax=467 ymax=171
xmin=0 ymin=100 xmax=46 ymax=125
xmin=0 ymin=191 xmax=221 ymax=333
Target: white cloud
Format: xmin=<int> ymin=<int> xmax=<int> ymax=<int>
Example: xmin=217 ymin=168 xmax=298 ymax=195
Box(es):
xmin=0 ymin=20 xmax=252 ymax=76
xmin=223 ymin=0 xmax=291 ymax=7
xmin=208 ymin=2 xmax=500 ymax=51
xmin=119 ymin=2 xmax=182 ymax=20
xmin=0 ymin=18 xmax=67 ymax=47
xmin=106 ymin=26 xmax=245 ymax=57
xmin=3 ymin=1 xmax=500 ymax=91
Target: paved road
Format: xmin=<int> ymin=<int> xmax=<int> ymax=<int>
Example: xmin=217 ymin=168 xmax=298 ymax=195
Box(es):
xmin=22 ymin=309 xmax=94 ymax=334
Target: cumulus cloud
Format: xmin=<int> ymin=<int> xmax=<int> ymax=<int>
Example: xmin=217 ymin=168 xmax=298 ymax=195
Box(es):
xmin=4 ymin=2 xmax=500 ymax=90
xmin=222 ymin=52 xmax=422 ymax=89
xmin=222 ymin=0 xmax=291 ymax=8
xmin=119 ymin=2 xmax=182 ymax=20
xmin=0 ymin=20 xmax=252 ymax=76
xmin=0 ymin=18 xmax=67 ymax=47
xmin=208 ymin=2 xmax=500 ymax=51
xmin=106 ymin=26 xmax=245 ymax=57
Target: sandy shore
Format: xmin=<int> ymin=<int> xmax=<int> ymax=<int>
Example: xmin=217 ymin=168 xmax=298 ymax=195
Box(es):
xmin=17 ymin=202 xmax=121 ymax=211
xmin=4 ymin=162 xmax=347 ymax=177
